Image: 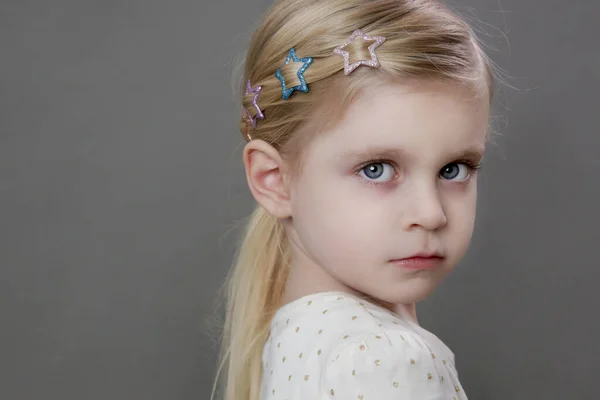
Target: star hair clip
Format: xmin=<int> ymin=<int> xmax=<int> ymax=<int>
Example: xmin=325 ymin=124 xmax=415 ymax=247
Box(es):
xmin=333 ymin=29 xmax=386 ymax=75
xmin=275 ymin=48 xmax=314 ymax=100
xmin=243 ymin=80 xmax=264 ymax=129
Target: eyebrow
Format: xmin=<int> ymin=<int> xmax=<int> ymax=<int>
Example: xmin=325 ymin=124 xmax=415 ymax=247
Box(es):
xmin=338 ymin=147 xmax=407 ymax=162
xmin=338 ymin=145 xmax=485 ymax=163
xmin=450 ymin=147 xmax=486 ymax=161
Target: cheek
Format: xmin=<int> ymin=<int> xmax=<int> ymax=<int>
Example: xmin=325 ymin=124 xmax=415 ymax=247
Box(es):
xmin=290 ymin=177 xmax=383 ymax=262
xmin=444 ymin=184 xmax=478 ymax=249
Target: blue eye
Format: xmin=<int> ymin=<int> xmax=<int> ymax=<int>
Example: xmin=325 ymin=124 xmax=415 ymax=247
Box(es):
xmin=359 ymin=162 xmax=395 ymax=182
xmin=440 ymin=163 xmax=471 ymax=181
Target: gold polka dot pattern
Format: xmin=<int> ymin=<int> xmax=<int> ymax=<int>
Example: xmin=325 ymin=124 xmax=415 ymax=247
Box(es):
xmin=260 ymin=291 xmax=466 ymax=399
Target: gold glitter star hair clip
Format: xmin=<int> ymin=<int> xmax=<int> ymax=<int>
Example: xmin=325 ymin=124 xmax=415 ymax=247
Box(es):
xmin=333 ymin=29 xmax=386 ymax=75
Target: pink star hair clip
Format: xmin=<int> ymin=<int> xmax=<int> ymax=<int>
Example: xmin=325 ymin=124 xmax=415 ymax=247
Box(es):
xmin=243 ymin=80 xmax=264 ymax=129
xmin=333 ymin=29 xmax=386 ymax=75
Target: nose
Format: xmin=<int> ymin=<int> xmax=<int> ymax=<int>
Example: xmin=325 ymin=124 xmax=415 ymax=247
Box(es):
xmin=402 ymin=184 xmax=448 ymax=231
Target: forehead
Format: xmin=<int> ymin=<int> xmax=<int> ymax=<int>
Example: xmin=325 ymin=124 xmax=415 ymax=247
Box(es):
xmin=307 ymin=80 xmax=489 ymax=162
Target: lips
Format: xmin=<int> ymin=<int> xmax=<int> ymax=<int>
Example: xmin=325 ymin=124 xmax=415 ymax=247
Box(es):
xmin=403 ymin=252 xmax=444 ymax=259
xmin=390 ymin=253 xmax=445 ymax=269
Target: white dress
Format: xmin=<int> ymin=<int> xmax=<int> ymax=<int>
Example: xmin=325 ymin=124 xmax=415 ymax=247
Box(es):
xmin=260 ymin=291 xmax=467 ymax=400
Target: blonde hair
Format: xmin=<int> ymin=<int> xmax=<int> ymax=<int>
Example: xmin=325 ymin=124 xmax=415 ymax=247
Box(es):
xmin=213 ymin=1 xmax=496 ymax=399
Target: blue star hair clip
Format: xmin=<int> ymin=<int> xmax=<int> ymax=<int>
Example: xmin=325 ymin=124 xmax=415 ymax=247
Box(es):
xmin=275 ymin=48 xmax=314 ymax=100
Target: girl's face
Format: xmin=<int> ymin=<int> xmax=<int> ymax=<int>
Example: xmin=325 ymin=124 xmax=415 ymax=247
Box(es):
xmin=285 ymin=80 xmax=490 ymax=305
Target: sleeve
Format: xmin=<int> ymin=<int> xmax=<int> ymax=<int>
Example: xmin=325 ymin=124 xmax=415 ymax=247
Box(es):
xmin=321 ymin=332 xmax=452 ymax=400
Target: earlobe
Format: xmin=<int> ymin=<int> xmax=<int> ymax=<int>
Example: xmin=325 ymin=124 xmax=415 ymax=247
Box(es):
xmin=243 ymin=140 xmax=292 ymax=218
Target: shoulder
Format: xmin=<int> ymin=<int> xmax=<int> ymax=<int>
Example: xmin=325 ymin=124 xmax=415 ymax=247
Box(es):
xmin=321 ymin=327 xmax=452 ymax=399
xmin=265 ymin=293 xmax=463 ymax=398
xmin=270 ymin=292 xmax=443 ymax=358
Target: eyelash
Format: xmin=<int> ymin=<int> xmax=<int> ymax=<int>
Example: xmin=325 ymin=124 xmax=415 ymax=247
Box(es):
xmin=356 ymin=158 xmax=482 ymax=187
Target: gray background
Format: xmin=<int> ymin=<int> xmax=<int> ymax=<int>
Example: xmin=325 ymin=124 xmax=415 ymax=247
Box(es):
xmin=1 ymin=0 xmax=598 ymax=399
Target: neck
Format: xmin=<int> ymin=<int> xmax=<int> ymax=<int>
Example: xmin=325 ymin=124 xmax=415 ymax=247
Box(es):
xmin=281 ymin=255 xmax=360 ymax=306
xmin=392 ymin=303 xmax=419 ymax=324
xmin=281 ymin=259 xmax=420 ymax=326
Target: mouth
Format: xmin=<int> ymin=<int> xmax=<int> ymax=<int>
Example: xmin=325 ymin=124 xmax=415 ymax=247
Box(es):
xmin=390 ymin=254 xmax=445 ymax=270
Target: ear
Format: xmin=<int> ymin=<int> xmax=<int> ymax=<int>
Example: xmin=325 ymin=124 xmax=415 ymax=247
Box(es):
xmin=243 ymin=140 xmax=292 ymax=218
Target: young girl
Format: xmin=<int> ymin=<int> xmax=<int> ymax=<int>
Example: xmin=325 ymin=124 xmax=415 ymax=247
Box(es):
xmin=214 ymin=0 xmax=496 ymax=399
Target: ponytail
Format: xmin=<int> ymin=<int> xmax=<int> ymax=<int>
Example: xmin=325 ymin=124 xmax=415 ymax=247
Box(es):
xmin=212 ymin=205 xmax=290 ymax=400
